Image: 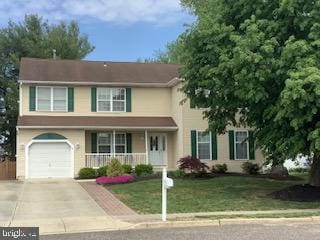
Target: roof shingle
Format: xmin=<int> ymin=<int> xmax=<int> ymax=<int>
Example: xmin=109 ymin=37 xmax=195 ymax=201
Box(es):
xmin=19 ymin=58 xmax=181 ymax=85
xmin=17 ymin=116 xmax=178 ymax=129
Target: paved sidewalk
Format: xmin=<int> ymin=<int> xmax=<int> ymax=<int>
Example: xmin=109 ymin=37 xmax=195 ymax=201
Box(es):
xmin=80 ymin=182 xmax=138 ymax=216
xmin=117 ymin=209 xmax=320 ymax=223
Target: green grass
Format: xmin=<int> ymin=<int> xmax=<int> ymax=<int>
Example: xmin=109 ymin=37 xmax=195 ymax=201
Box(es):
xmin=106 ymin=176 xmax=320 ymax=214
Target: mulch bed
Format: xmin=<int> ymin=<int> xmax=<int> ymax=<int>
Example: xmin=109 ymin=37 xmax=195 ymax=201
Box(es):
xmin=269 ymin=184 xmax=320 ymax=202
xmin=188 ymin=172 xmax=303 ymax=181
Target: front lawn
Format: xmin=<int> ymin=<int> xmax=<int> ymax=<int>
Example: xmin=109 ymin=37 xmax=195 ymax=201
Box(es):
xmin=106 ymin=176 xmax=320 ymax=214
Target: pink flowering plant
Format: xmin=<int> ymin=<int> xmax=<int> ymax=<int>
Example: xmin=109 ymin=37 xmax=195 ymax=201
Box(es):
xmin=96 ymin=175 xmax=134 ymax=185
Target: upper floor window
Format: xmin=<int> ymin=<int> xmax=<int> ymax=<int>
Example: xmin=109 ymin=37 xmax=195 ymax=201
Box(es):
xmin=197 ymin=131 xmax=211 ymax=160
xmin=97 ymin=88 xmax=125 ymax=112
xmin=235 ymin=131 xmax=249 ymax=160
xmin=36 ymin=87 xmax=67 ymax=112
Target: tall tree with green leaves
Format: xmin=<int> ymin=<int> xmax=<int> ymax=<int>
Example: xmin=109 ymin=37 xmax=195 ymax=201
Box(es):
xmin=0 ymin=15 xmax=94 ymax=156
xmin=137 ymin=36 xmax=186 ymax=64
xmin=179 ymin=0 xmax=320 ymax=185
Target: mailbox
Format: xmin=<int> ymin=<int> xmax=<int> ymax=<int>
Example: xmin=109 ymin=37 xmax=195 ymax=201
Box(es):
xmin=164 ymin=177 xmax=174 ymax=189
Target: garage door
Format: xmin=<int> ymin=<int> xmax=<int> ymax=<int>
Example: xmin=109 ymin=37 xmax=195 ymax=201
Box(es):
xmin=28 ymin=142 xmax=72 ymax=178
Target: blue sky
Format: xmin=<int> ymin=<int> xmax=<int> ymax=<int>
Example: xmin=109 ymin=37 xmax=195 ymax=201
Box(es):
xmin=0 ymin=0 xmax=194 ymax=62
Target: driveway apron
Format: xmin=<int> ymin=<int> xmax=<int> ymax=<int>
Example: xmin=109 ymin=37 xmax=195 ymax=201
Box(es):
xmin=0 ymin=179 xmax=132 ymax=234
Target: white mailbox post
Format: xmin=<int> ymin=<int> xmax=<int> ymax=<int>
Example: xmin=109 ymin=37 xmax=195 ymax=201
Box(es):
xmin=162 ymin=167 xmax=173 ymax=221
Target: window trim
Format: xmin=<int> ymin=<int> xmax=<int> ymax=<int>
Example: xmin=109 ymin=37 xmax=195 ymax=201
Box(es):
xmin=36 ymin=86 xmax=68 ymax=112
xmin=234 ymin=130 xmax=249 ymax=160
xmin=196 ymin=131 xmax=212 ymax=161
xmin=96 ymin=87 xmax=126 ymax=112
xmin=97 ymin=132 xmax=127 ymax=154
xmin=97 ymin=132 xmax=112 ymax=154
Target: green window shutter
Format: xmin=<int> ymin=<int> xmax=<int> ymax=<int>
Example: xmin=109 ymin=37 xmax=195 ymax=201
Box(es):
xmin=126 ymin=88 xmax=132 ymax=112
xmin=29 ymin=86 xmax=36 ymax=111
xmin=229 ymin=130 xmax=235 ymax=160
xmin=91 ymin=133 xmax=97 ymax=153
xmin=191 ymin=130 xmax=197 ymax=158
xmin=67 ymin=87 xmax=74 ymax=112
xmin=126 ymin=133 xmax=132 ymax=153
xmin=211 ymin=131 xmax=217 ymax=160
xmin=248 ymin=130 xmax=255 ymax=160
xmin=91 ymin=87 xmax=97 ymax=112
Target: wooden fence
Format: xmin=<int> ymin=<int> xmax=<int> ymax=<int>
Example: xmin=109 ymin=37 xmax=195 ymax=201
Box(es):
xmin=0 ymin=157 xmax=16 ymax=180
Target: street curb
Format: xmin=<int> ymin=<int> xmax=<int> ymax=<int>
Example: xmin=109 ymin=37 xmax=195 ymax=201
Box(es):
xmin=134 ymin=220 xmax=220 ymax=229
xmin=133 ymin=216 xmax=320 ymax=230
xmin=40 ymin=216 xmax=320 ymax=235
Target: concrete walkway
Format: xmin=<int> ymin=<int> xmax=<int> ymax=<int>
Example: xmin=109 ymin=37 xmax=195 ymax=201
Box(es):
xmin=0 ymin=179 xmax=132 ymax=234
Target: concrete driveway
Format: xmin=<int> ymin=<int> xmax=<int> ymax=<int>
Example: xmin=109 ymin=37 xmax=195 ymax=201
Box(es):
xmin=0 ymin=180 xmax=131 ymax=234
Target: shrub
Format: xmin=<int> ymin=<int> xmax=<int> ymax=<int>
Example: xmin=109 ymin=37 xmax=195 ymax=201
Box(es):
xmin=289 ymin=167 xmax=309 ymax=173
xmin=172 ymin=169 xmax=186 ymax=178
xmin=134 ymin=164 xmax=153 ymax=176
xmin=78 ymin=167 xmax=96 ymax=179
xmin=106 ymin=158 xmax=124 ymax=177
xmin=122 ymin=164 xmax=133 ymax=174
xmin=97 ymin=166 xmax=108 ymax=177
xmin=211 ymin=164 xmax=228 ymax=173
xmin=96 ymin=175 xmax=134 ymax=185
xmin=178 ymin=156 xmax=209 ymax=173
xmin=242 ymin=162 xmax=260 ymax=175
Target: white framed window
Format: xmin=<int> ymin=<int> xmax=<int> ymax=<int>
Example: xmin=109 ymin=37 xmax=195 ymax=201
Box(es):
xmin=36 ymin=86 xmax=67 ymax=112
xmin=197 ymin=131 xmax=211 ymax=160
xmin=115 ymin=133 xmax=126 ymax=153
xmin=97 ymin=132 xmax=126 ymax=153
xmin=97 ymin=133 xmax=112 ymax=153
xmin=234 ymin=130 xmax=249 ymax=160
xmin=97 ymin=88 xmax=125 ymax=112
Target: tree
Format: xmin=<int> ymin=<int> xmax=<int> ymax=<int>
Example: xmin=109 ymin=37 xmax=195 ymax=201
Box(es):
xmin=0 ymin=15 xmax=94 ymax=156
xmin=137 ymin=36 xmax=186 ymax=64
xmin=179 ymin=0 xmax=320 ymax=185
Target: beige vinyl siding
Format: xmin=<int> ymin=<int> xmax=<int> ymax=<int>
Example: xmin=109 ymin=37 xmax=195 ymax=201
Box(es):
xmin=170 ymin=84 xmax=184 ymax=168
xmin=18 ymin=82 xmax=265 ymax=174
xmin=21 ymin=84 xmax=172 ymax=117
xmin=16 ymin=129 xmax=85 ymax=179
xmin=177 ymin=82 xmax=265 ymax=171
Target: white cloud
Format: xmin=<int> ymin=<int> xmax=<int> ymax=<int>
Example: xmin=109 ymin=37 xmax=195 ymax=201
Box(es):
xmin=0 ymin=0 xmax=189 ymax=25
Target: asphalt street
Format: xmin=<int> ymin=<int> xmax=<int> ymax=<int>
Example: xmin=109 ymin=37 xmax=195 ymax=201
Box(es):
xmin=41 ymin=222 xmax=320 ymax=240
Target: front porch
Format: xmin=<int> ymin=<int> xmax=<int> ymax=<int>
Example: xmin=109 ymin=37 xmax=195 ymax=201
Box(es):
xmin=84 ymin=130 xmax=170 ymax=169
xmin=85 ymin=153 xmax=147 ymax=168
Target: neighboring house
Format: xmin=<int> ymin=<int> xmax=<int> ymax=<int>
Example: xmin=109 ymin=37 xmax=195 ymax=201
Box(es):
xmin=16 ymin=58 xmax=265 ymax=179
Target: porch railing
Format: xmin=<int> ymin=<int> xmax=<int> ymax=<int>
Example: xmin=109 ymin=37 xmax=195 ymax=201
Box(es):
xmin=85 ymin=153 xmax=147 ymax=168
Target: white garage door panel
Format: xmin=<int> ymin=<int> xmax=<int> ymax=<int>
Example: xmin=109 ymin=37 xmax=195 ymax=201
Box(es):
xmin=28 ymin=142 xmax=72 ymax=178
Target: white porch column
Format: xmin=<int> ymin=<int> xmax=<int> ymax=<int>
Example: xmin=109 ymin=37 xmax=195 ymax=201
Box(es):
xmin=113 ymin=130 xmax=116 ymax=157
xmin=145 ymin=130 xmax=149 ymax=164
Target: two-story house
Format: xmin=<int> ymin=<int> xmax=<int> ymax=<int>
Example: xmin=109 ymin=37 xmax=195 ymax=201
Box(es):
xmin=16 ymin=58 xmax=265 ymax=179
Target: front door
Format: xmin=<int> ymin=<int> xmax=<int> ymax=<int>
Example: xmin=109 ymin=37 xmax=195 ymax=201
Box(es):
xmin=149 ymin=133 xmax=167 ymax=166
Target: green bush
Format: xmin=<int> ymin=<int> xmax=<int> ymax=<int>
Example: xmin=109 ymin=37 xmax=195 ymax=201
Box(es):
xmin=242 ymin=162 xmax=260 ymax=175
xmin=211 ymin=164 xmax=228 ymax=173
xmin=122 ymin=164 xmax=133 ymax=174
xmin=134 ymin=164 xmax=153 ymax=176
xmin=78 ymin=168 xmax=96 ymax=179
xmin=97 ymin=166 xmax=108 ymax=177
xmin=106 ymin=158 xmax=124 ymax=177
xmin=172 ymin=169 xmax=186 ymax=178
xmin=289 ymin=167 xmax=309 ymax=173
